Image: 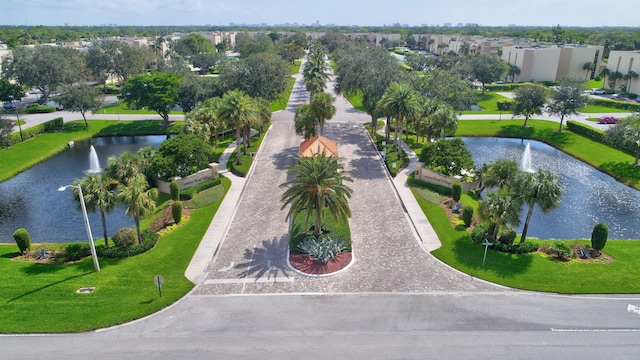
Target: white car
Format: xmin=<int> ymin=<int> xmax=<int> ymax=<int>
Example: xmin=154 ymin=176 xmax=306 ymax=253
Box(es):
xmin=591 ymin=89 xmax=606 ymax=95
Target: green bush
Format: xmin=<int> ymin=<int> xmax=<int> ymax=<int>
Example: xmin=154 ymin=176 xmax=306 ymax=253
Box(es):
xmin=180 ymin=178 xmax=222 ymax=200
xmin=13 ymin=228 xmax=31 ymax=253
xmin=498 ymin=228 xmax=517 ymax=245
xmin=591 ymin=222 xmax=609 ymax=251
xmin=26 ymin=104 xmax=56 ymax=113
xmin=549 ymin=241 xmax=572 ymax=259
xmin=496 ymin=100 xmax=513 ymax=111
xmin=112 ymin=227 xmax=136 ymax=248
xmin=451 ymin=182 xmax=462 ymax=202
xmin=462 ymin=205 xmax=474 ymax=227
xmin=471 ymin=222 xmax=495 ymax=244
xmin=169 ymin=180 xmax=180 ymax=201
xmin=96 ymin=230 xmax=159 ymax=258
xmin=42 ymin=117 xmax=64 ymax=132
xmin=65 ymin=243 xmax=89 ymax=261
xmin=172 ymin=201 xmax=183 ymax=224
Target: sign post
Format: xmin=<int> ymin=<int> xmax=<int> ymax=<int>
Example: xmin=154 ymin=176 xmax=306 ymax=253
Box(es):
xmin=481 ymin=241 xmax=493 ymax=268
xmin=153 ymin=275 xmax=164 ymax=297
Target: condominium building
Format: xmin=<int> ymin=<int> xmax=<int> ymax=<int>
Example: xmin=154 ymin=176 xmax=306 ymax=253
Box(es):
xmin=501 ymin=44 xmax=604 ymax=83
xmin=605 ymin=51 xmax=640 ymax=93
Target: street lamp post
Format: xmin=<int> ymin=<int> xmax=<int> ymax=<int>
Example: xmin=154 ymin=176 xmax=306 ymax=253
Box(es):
xmin=9 ymin=95 xmax=23 ymax=142
xmin=58 ymin=184 xmax=101 ymax=271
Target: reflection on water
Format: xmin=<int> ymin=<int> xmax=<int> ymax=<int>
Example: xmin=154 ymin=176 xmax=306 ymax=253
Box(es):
xmin=463 ymin=137 xmax=640 ymax=240
xmin=0 ymin=136 xmax=165 ymax=243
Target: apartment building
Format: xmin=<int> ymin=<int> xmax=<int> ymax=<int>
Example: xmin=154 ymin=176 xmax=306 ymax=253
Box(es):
xmin=501 ymin=44 xmax=604 ymax=83
xmin=605 ymin=51 xmax=640 ymax=93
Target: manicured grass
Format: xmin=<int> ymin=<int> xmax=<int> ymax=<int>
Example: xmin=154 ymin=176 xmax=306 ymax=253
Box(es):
xmin=581 ymin=105 xmax=630 ymax=113
xmin=0 ymin=177 xmax=230 ymax=333
xmin=270 ymin=77 xmax=296 ymax=112
xmin=344 ymin=91 xmax=365 ymax=112
xmin=455 ymin=119 xmax=640 ymax=189
xmin=0 ymin=120 xmax=182 ymax=183
xmin=584 ymin=78 xmax=604 ymax=90
xmin=228 ymin=131 xmax=267 ymax=177
xmin=98 ymin=101 xmax=182 ymax=115
xmin=291 ymin=60 xmax=302 ymax=75
xmin=416 ymin=192 xmax=640 ymax=294
xmin=462 ymin=92 xmax=513 ymax=114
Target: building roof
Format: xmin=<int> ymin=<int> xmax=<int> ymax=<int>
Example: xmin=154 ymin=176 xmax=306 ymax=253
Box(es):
xmin=299 ymin=135 xmax=338 ymax=157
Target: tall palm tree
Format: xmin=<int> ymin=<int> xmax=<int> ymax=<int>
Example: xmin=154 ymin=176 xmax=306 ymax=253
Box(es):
xmin=294 ymin=104 xmax=316 ymax=139
xmin=118 ymin=173 xmax=158 ymax=245
xmin=427 ymin=103 xmax=458 ymax=140
xmin=482 ymin=159 xmax=520 ymax=191
xmin=184 ymin=97 xmax=224 ymax=145
xmin=583 ymin=62 xmax=595 ymax=81
xmin=309 ymin=92 xmax=336 ymax=136
xmin=72 ymin=174 xmax=117 ymax=247
xmin=599 ymin=67 xmax=611 ymax=90
xmin=218 ymin=90 xmax=258 ymax=165
xmin=303 ymin=42 xmax=329 ymax=97
xmin=507 ymin=64 xmax=521 ymax=83
xmin=378 ymin=82 xmax=420 ymax=156
xmin=478 ymin=188 xmax=522 ymax=241
xmin=280 ymin=153 xmax=353 ymax=238
xmin=513 ymin=170 xmax=563 ymax=243
xmin=624 ymin=70 xmax=638 ymax=93
xmin=609 ymin=71 xmax=623 ymax=91
xmin=106 ymin=151 xmax=143 ymax=185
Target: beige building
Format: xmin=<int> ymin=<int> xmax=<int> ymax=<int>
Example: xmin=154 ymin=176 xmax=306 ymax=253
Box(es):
xmin=605 ymin=51 xmax=640 ymax=93
xmin=501 ymin=45 xmax=604 ymax=83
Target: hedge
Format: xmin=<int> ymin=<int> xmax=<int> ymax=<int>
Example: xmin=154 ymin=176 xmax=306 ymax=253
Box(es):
xmin=567 ymin=120 xmax=636 ymax=155
xmin=95 ymin=230 xmax=159 ymax=258
xmin=9 ymin=117 xmax=64 ymax=146
xmin=25 ymin=104 xmax=56 ymax=113
xmin=586 ymin=98 xmax=640 ymax=112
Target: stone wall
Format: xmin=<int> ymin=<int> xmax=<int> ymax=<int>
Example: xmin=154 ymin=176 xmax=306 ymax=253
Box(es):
xmin=415 ymin=163 xmax=480 ymax=193
xmin=157 ymin=163 xmax=219 ymax=194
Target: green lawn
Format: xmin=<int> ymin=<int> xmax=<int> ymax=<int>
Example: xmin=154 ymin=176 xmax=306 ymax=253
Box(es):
xmin=0 ymin=177 xmax=230 ymax=333
xmin=581 ymin=105 xmax=631 ymax=113
xmin=416 ymin=193 xmax=640 ymax=294
xmin=0 ymin=120 xmax=182 ymax=183
xmin=462 ymin=92 xmax=513 ymax=114
xmin=344 ymin=91 xmax=365 ymax=112
xmin=270 ymin=77 xmax=296 ymax=112
xmin=98 ymin=101 xmax=183 ymax=115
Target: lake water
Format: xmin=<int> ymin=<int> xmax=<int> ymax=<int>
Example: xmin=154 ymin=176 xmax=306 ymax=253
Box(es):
xmin=462 ymin=137 xmax=640 ymax=240
xmin=0 ymin=136 xmax=166 ymax=244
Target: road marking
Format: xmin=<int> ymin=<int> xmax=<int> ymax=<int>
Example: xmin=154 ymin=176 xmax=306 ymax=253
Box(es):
xmin=204 ymin=277 xmax=294 ymax=285
xmin=628 ymin=304 xmax=640 ymax=315
xmin=551 ymin=328 xmax=640 ymax=332
xmin=217 ymin=262 xmax=235 ymax=272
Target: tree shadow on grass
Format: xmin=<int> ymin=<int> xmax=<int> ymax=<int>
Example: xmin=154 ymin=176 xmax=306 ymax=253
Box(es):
xmin=93 ymin=120 xmax=175 ymax=137
xmin=6 ymin=271 xmax=92 ymax=304
xmin=451 ymin=235 xmax=533 ymax=278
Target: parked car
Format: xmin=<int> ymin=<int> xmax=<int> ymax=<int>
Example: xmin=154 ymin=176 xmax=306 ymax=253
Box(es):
xmin=591 ymin=89 xmax=607 ymax=95
xmin=3 ymin=101 xmax=15 ymax=110
xmin=598 ymin=116 xmax=619 ymax=124
xmin=611 ymin=93 xmax=630 ymax=101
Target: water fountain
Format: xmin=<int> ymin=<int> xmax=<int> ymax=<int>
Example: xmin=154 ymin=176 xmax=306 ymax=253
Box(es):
xmin=87 ymin=145 xmax=101 ymax=173
xmin=521 ymin=143 xmax=535 ymax=173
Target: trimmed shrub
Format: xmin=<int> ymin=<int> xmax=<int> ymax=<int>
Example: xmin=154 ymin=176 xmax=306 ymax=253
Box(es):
xmin=471 ymin=222 xmax=495 ymax=244
xmin=549 ymin=241 xmax=572 ymax=259
xmin=43 ymin=117 xmax=64 ymax=132
xmin=112 ymin=227 xmax=136 ymax=248
xmin=26 ymin=104 xmax=56 ymax=113
xmin=180 ymin=178 xmax=222 ymax=200
xmin=451 ymin=182 xmax=462 ymax=202
xmin=13 ymin=228 xmax=31 ymax=253
xmin=498 ymin=228 xmax=517 ymax=245
xmin=96 ymin=230 xmax=159 ymax=258
xmin=462 ymin=206 xmax=474 ymax=227
xmin=587 ymin=98 xmax=640 ymax=112
xmin=172 ymin=201 xmax=183 ymax=224
xmin=169 ymin=180 xmax=180 ymax=201
xmin=591 ymin=222 xmax=609 ymax=251
xmin=65 ymin=243 xmax=89 ymax=261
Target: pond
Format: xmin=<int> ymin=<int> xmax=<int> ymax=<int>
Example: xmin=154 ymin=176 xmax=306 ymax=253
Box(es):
xmin=0 ymin=136 xmax=166 ymax=244
xmin=462 ymin=137 xmax=640 ymax=240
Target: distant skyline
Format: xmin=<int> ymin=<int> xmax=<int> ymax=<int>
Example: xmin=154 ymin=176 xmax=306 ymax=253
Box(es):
xmin=0 ymin=0 xmax=636 ymax=28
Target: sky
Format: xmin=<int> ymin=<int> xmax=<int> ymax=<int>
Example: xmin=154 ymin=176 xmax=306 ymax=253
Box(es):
xmin=0 ymin=0 xmax=636 ymax=28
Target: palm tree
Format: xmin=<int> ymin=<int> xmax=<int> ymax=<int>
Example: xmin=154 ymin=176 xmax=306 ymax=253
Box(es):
xmin=280 ymin=153 xmax=353 ymax=238
xmin=106 ymin=151 xmax=144 ymax=185
xmin=583 ymin=62 xmax=595 ymax=81
xmin=72 ymin=174 xmax=117 ymax=247
xmin=609 ymin=71 xmax=623 ymax=91
xmin=624 ymin=70 xmax=639 ymax=93
xmin=507 ymin=64 xmax=521 ymax=83
xmin=482 ymin=159 xmax=520 ymax=191
xmin=309 ymin=92 xmax=336 ymax=136
xmin=294 ymin=104 xmax=316 ymax=139
xmin=478 ymin=188 xmax=522 ymax=241
xmin=184 ymin=97 xmax=224 ymax=145
xmin=303 ymin=42 xmax=329 ymax=98
xmin=218 ymin=90 xmax=258 ymax=165
xmin=599 ymin=67 xmax=611 ymax=90
xmin=513 ymin=170 xmax=563 ymax=243
xmin=427 ymin=103 xmax=458 ymax=140
xmin=118 ymin=173 xmax=158 ymax=245
xmin=378 ymin=83 xmax=420 ymax=156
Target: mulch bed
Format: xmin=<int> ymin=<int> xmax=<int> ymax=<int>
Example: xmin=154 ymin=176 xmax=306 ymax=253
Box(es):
xmin=289 ymin=252 xmax=352 ymax=275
